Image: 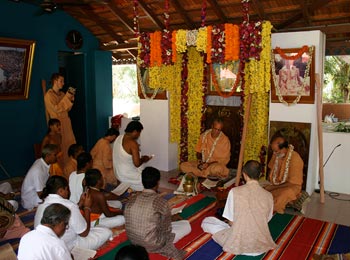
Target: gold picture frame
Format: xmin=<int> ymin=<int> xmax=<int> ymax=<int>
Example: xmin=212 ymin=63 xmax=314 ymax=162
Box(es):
xmin=0 ymin=37 xmax=36 ymax=100
xmin=271 ymin=47 xmax=315 ymax=104
xmin=208 ymin=60 xmax=242 ymax=96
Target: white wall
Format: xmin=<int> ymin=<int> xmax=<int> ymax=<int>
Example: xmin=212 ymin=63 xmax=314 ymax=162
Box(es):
xmin=270 ymin=31 xmax=326 ymax=195
xmin=322 ymin=132 xmax=350 ymax=194
xmin=139 ymin=99 xmax=178 ymax=171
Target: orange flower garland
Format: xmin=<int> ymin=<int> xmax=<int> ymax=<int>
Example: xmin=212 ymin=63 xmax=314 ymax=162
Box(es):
xmin=150 ymin=31 xmax=162 ymax=66
xmin=172 ymin=30 xmax=177 ymax=63
xmin=275 ymin=45 xmax=308 ymax=60
xmin=206 ymin=25 xmax=212 ymax=63
xmin=210 ymin=63 xmax=241 ymax=98
xmin=224 ymin=24 xmax=240 ymax=61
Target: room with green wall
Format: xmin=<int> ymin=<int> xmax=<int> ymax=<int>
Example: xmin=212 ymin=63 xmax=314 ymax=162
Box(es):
xmin=0 ymin=0 xmax=113 ymax=179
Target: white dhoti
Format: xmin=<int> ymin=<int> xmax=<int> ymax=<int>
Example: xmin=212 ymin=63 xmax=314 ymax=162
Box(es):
xmin=171 ymin=220 xmax=191 ymax=243
xmin=201 ymin=216 xmax=230 ymax=234
xmin=92 ymin=214 xmax=125 ymax=229
xmin=75 ymin=226 xmax=112 ymax=250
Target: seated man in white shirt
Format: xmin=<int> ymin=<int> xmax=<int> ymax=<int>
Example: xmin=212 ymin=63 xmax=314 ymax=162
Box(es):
xmin=201 ymin=160 xmax=276 ymax=256
xmin=69 ymin=152 xmax=93 ymax=204
xmin=18 ymin=203 xmax=72 ymax=260
xmin=21 ymin=144 xmax=59 ymax=210
xmin=35 ymin=175 xmax=112 ymax=251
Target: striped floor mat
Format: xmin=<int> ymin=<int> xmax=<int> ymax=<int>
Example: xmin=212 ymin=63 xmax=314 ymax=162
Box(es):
xmin=183 ymin=214 xmax=350 ymax=260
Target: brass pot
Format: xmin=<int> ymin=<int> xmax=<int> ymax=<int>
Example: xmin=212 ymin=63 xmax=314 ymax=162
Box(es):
xmin=183 ymin=183 xmax=194 ymax=193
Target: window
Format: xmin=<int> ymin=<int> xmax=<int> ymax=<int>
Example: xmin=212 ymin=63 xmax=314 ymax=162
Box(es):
xmin=112 ymin=64 xmax=140 ymax=118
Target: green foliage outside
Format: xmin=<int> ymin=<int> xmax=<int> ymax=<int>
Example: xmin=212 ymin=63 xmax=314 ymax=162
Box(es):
xmin=323 ymin=56 xmax=350 ymax=103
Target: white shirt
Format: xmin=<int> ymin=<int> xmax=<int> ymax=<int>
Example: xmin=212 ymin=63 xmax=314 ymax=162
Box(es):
xmin=34 ymin=194 xmax=87 ymax=251
xmin=18 ymin=224 xmax=72 ymax=260
xmin=21 ymin=158 xmax=50 ymax=210
xmin=69 ymin=171 xmax=85 ymax=204
xmin=223 ymin=186 xmax=273 ymax=223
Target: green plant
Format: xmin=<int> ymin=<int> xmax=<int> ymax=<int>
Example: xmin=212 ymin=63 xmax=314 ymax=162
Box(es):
xmin=335 ymin=122 xmax=350 ymax=132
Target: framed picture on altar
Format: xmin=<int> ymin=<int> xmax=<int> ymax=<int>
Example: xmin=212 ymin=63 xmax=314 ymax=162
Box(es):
xmin=137 ymin=67 xmax=167 ymax=100
xmin=208 ymin=60 xmax=242 ymax=96
xmin=271 ymin=47 xmax=315 ymax=104
xmin=0 ymin=37 xmax=35 ymax=100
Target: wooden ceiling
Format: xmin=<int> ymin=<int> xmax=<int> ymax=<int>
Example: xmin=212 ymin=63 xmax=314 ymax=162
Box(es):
xmin=31 ymin=0 xmax=350 ymax=61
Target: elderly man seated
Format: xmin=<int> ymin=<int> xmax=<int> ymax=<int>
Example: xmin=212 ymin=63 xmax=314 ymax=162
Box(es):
xmin=180 ymin=117 xmax=231 ymax=179
xmin=264 ymin=135 xmax=304 ymax=214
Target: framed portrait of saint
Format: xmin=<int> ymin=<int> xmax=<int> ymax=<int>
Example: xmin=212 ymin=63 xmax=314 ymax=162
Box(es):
xmin=208 ymin=60 xmax=242 ymax=96
xmin=271 ymin=46 xmax=315 ymax=104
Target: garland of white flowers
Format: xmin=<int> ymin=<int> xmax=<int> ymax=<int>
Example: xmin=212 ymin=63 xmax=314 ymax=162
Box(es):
xmin=271 ymin=46 xmax=314 ymax=106
xmin=272 ymin=144 xmax=294 ymax=185
xmin=201 ymin=130 xmax=222 ymax=163
xmin=136 ymin=65 xmax=159 ymax=100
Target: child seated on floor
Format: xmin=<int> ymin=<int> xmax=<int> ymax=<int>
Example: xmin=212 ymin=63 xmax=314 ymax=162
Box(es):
xmin=41 ymin=118 xmax=63 ymax=176
xmin=84 ymin=169 xmax=125 ymax=229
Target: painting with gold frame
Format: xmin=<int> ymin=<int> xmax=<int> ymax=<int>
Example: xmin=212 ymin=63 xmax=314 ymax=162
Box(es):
xmin=208 ymin=60 xmax=242 ymax=96
xmin=0 ymin=37 xmax=35 ymax=100
xmin=137 ymin=67 xmax=167 ymax=100
xmin=271 ymin=47 xmax=315 ymax=104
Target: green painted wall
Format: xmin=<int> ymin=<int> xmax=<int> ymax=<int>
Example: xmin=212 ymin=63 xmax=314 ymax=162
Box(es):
xmin=0 ymin=1 xmax=112 ymax=179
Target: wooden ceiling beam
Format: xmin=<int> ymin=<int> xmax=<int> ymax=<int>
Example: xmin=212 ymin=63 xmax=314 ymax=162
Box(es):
xmin=138 ymin=0 xmax=164 ymax=30
xmin=251 ymin=0 xmax=267 ymax=20
xmin=171 ymin=0 xmax=194 ymax=29
xmin=275 ymin=0 xmax=331 ymax=29
xmin=207 ymin=0 xmax=226 ymax=23
xmin=300 ymin=0 xmax=311 ymax=26
xmin=106 ymin=2 xmax=135 ymax=34
xmin=100 ymin=42 xmax=138 ymax=51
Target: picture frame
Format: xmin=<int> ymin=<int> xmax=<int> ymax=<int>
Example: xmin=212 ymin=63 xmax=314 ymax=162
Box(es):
xmin=0 ymin=37 xmax=36 ymax=100
xmin=208 ymin=60 xmax=242 ymax=96
xmin=271 ymin=47 xmax=315 ymax=104
xmin=137 ymin=67 xmax=167 ymax=100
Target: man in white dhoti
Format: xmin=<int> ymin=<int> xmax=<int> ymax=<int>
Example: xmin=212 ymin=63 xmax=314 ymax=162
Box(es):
xmin=201 ymin=160 xmax=276 ymax=256
xmin=112 ymin=121 xmax=152 ymax=191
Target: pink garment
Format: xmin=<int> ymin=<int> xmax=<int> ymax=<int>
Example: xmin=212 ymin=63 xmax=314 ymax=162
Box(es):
xmin=213 ymin=181 xmax=276 ymax=255
xmin=0 ymin=215 xmax=29 ymax=242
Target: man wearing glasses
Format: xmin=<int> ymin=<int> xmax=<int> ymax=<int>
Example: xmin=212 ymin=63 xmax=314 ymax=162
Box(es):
xmin=180 ymin=118 xmax=231 ymax=178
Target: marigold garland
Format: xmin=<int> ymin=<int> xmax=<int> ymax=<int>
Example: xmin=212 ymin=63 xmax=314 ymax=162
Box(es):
xmin=224 ymin=24 xmax=240 ymax=61
xmin=275 ymin=46 xmax=308 ymax=60
xmin=243 ymin=21 xmax=272 ymax=162
xmin=172 ymin=30 xmax=177 ymax=63
xmin=150 ymin=31 xmax=162 ymax=67
xmin=180 ymin=52 xmax=189 ymax=162
xmin=206 ymin=25 xmax=213 ymax=63
xmin=176 ymin=30 xmax=187 ymax=53
xmin=187 ymin=47 xmax=204 ymax=161
xmin=196 ymin=27 xmax=207 ymax=53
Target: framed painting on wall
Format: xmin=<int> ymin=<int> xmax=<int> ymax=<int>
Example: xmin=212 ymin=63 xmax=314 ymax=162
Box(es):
xmin=137 ymin=67 xmax=167 ymax=100
xmin=271 ymin=46 xmax=315 ymax=104
xmin=0 ymin=37 xmax=36 ymax=100
xmin=208 ymin=60 xmax=242 ymax=96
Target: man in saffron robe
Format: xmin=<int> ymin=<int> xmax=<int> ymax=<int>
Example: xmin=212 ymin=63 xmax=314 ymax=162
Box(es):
xmin=91 ymin=128 xmax=119 ymax=186
xmin=264 ymin=135 xmax=304 ymax=214
xmin=44 ymin=73 xmax=76 ymax=167
xmin=180 ymin=118 xmax=231 ymax=178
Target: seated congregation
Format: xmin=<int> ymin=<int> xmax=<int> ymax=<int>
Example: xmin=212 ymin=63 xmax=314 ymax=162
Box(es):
xmin=0 ymin=116 xmax=311 ymax=260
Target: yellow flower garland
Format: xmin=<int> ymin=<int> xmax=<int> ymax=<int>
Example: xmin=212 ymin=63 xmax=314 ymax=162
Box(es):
xmin=243 ymin=21 xmax=272 ymax=162
xmin=187 ymin=47 xmax=204 ymax=161
xmin=196 ymin=27 xmax=207 ymax=53
xmin=176 ymin=30 xmax=187 ymax=53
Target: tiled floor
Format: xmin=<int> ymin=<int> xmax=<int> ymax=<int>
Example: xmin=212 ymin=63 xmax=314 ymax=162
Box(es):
xmin=159 ymin=170 xmax=350 ymax=227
